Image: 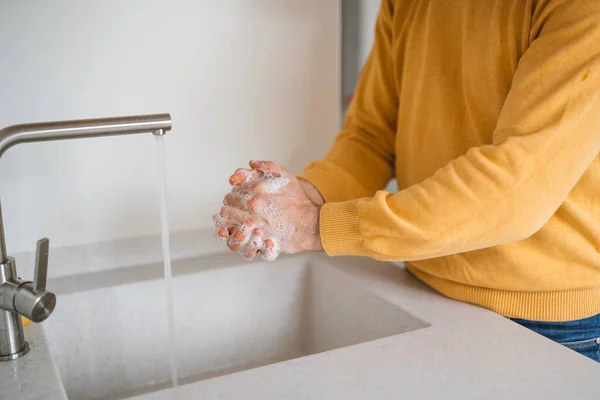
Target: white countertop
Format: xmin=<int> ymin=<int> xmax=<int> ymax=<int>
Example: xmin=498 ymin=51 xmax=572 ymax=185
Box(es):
xmin=2 ymin=248 xmax=600 ymax=399
xmin=132 ymin=255 xmax=600 ymax=400
xmin=0 ymin=323 xmax=67 ymax=400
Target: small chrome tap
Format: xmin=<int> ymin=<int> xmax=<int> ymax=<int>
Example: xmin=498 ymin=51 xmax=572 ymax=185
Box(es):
xmin=0 ymin=113 xmax=172 ymax=361
xmin=0 ymin=238 xmax=54 ymax=360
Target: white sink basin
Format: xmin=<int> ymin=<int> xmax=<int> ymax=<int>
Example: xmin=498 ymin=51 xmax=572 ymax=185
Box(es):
xmin=43 ymin=254 xmax=428 ymax=400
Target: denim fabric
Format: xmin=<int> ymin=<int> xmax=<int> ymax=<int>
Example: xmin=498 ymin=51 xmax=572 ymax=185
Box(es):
xmin=511 ymin=313 xmax=600 ymax=363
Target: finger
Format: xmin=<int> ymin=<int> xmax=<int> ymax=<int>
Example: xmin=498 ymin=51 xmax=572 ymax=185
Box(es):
xmin=232 ymin=229 xmax=246 ymax=242
xmin=224 ymin=192 xmax=249 ymax=210
xmin=225 ymin=230 xmax=242 ymax=250
xmin=251 ymin=181 xmax=269 ymax=192
xmin=261 ymin=239 xmax=281 ymax=262
xmin=231 ymin=186 xmax=257 ymax=203
xmin=262 ymin=242 xmax=280 ymax=262
xmin=241 ymin=248 xmax=258 ymax=261
xmin=213 ymin=213 xmax=239 ymax=229
xmin=229 ymin=230 xmax=248 ymax=249
xmin=224 ymin=220 xmax=239 ymax=237
xmin=220 ymin=206 xmax=251 ymax=223
xmin=229 ymin=169 xmax=262 ymax=186
xmin=249 ymin=228 xmax=264 ymax=250
xmin=252 ymin=178 xmax=290 ymax=193
xmin=227 ymin=242 xmax=241 ymax=252
xmin=239 ymin=218 xmax=256 ymax=235
xmin=249 ymin=160 xmax=286 ymax=177
xmin=214 ymin=213 xmax=242 ymax=244
xmin=217 ymin=227 xmax=229 ymax=241
xmin=229 ymin=169 xmax=249 ymax=186
xmin=239 ymin=226 xmax=264 ymax=260
xmin=248 ymin=197 xmax=265 ymax=213
xmin=230 ymin=219 xmax=256 ymax=246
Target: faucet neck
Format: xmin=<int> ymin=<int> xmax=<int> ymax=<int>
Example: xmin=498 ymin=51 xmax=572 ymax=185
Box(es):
xmin=0 ymin=258 xmax=28 ymax=360
xmin=0 ymin=199 xmax=7 ymax=264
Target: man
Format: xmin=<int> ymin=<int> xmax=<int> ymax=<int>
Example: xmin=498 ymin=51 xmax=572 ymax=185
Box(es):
xmin=217 ymin=0 xmax=600 ymax=362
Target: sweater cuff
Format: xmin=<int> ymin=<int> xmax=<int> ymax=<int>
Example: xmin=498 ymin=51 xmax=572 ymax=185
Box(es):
xmin=320 ymin=199 xmax=364 ymax=256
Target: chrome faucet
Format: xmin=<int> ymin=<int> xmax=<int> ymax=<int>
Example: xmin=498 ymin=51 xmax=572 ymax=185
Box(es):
xmin=0 ymin=113 xmax=172 ymax=361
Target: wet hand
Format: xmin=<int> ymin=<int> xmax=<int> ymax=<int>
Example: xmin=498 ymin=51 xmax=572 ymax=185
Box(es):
xmin=215 ymin=161 xmax=323 ymax=261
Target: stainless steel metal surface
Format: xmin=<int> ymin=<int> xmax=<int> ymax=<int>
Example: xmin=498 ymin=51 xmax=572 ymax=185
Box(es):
xmin=0 ymin=311 xmax=27 ymax=360
xmin=0 ymin=258 xmax=15 ymax=283
xmin=34 ymin=238 xmax=49 ymax=294
xmin=0 ymin=201 xmax=7 ymax=264
xmin=0 ymin=113 xmax=172 ymax=157
xmin=0 ymin=113 xmax=172 ymax=361
xmin=0 ymin=258 xmax=27 ymax=359
xmin=0 ymin=259 xmax=18 ymax=311
xmin=14 ymin=282 xmax=56 ymax=323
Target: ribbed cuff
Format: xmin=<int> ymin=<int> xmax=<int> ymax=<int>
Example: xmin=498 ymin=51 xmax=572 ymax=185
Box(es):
xmin=320 ymin=199 xmax=364 ymax=256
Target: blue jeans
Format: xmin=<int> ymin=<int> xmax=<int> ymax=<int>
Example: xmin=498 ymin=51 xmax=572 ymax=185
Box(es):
xmin=511 ymin=314 xmax=600 ymax=362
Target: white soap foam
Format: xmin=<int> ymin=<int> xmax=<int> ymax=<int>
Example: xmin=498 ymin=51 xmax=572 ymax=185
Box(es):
xmin=262 ymin=176 xmax=290 ymax=193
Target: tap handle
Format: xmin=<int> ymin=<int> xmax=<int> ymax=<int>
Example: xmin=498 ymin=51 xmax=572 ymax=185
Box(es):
xmin=12 ymin=237 xmax=55 ymax=323
xmin=33 ymin=238 xmax=49 ymax=294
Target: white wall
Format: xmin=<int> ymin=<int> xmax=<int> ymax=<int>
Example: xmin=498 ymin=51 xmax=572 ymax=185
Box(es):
xmin=0 ymin=0 xmax=340 ymax=253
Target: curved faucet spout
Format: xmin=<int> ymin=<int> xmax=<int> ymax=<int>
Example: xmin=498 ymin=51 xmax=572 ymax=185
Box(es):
xmin=0 ymin=113 xmax=172 ymax=361
xmin=0 ymin=113 xmax=172 ymax=158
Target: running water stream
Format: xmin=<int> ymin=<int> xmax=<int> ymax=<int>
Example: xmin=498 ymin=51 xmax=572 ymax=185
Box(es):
xmin=155 ymin=135 xmax=179 ymax=387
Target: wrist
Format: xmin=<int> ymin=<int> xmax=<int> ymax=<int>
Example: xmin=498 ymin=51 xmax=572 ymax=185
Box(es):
xmin=298 ymin=178 xmax=325 ymax=205
xmin=313 ymin=204 xmax=323 ymax=251
xmin=299 ymin=203 xmax=323 ymax=252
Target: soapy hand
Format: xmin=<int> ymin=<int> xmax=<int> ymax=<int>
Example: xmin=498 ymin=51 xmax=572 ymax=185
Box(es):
xmin=213 ymin=161 xmax=323 ymax=261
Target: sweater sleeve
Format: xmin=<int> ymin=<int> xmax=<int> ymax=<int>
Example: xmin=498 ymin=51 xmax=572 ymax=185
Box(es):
xmin=320 ymin=0 xmax=600 ymax=261
xmin=299 ymin=0 xmax=397 ymax=203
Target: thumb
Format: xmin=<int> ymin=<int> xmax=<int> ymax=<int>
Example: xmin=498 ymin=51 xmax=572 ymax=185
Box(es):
xmin=249 ymin=160 xmax=288 ymax=177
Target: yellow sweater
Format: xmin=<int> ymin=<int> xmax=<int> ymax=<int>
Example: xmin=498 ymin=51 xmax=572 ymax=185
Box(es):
xmin=300 ymin=0 xmax=600 ymax=322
